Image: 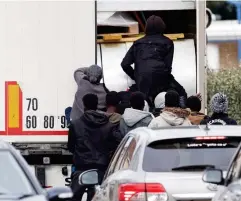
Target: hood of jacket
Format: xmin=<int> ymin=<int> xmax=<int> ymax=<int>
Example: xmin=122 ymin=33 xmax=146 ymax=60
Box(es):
xmin=145 ymin=15 xmax=166 ymax=35
xmin=105 ymin=112 xmax=122 ymax=124
xmin=160 ymin=107 xmax=190 ymax=126
xmin=82 ymin=110 xmax=109 ymax=127
xmin=188 ymin=112 xmax=206 ymax=125
xmin=86 ymin=65 xmax=103 ymax=84
xmin=122 ymin=108 xmax=154 ymax=127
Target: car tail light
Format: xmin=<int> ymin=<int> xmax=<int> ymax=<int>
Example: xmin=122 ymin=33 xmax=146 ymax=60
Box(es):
xmin=43 ymin=186 xmax=52 ymax=188
xmin=195 ymin=136 xmax=226 ymax=140
xmin=118 ymin=183 xmax=167 ymax=201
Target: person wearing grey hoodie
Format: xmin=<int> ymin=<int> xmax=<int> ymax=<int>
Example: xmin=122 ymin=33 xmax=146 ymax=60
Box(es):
xmin=149 ymin=90 xmax=191 ymax=128
xmin=119 ymin=92 xmax=154 ymax=137
xmin=70 ymin=65 xmax=108 ymax=121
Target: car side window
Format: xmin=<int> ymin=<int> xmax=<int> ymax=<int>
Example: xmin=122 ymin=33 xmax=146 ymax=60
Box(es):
xmin=115 ymin=138 xmax=137 ymax=171
xmin=103 ymin=137 xmax=132 ymax=179
xmin=225 ymin=148 xmax=241 ymax=185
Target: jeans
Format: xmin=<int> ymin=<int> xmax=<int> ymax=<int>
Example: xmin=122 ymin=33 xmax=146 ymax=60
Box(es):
xmin=136 ymin=73 xmax=187 ymax=108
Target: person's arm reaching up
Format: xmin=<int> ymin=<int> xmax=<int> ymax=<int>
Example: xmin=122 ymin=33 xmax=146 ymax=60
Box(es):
xmin=74 ymin=67 xmax=89 ymax=84
xmin=164 ymin=41 xmax=174 ymax=74
xmin=121 ymin=44 xmax=135 ymax=80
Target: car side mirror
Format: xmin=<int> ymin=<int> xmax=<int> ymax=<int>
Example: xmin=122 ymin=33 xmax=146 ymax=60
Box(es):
xmin=46 ymin=187 xmax=73 ymax=201
xmin=79 ymin=169 xmax=99 ymax=185
xmin=203 ymin=169 xmax=224 ymax=185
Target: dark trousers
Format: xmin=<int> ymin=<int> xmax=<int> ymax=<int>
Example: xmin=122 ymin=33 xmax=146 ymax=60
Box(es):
xmin=70 ymin=170 xmax=105 ymax=201
xmin=136 ymin=73 xmax=187 ymax=107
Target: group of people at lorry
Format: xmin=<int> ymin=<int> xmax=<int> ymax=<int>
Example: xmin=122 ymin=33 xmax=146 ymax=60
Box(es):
xmin=67 ymin=15 xmax=237 ymax=201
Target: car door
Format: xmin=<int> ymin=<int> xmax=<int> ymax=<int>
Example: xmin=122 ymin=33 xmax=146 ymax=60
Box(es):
xmin=93 ymin=136 xmax=133 ymax=201
xmin=94 ymin=136 xmax=137 ymax=201
xmin=106 ymin=137 xmax=137 ymax=201
xmin=213 ymin=144 xmax=241 ymax=201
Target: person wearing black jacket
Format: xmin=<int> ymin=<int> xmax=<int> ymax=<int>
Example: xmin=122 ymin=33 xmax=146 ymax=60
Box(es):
xmin=121 ymin=15 xmax=187 ymax=108
xmin=68 ymin=93 xmax=122 ymax=201
xmin=200 ymin=93 xmax=237 ymax=125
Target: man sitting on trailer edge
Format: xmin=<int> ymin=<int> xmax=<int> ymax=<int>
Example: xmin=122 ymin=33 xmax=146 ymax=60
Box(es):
xmin=67 ymin=93 xmax=122 ymax=201
xmin=121 ymin=15 xmax=187 ymax=109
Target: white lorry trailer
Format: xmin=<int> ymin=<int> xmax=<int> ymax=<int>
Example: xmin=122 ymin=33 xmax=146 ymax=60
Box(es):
xmin=0 ymin=0 xmax=207 ymax=187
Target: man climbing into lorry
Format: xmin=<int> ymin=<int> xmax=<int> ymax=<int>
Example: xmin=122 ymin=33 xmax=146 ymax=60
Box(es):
xmin=121 ymin=15 xmax=187 ymax=109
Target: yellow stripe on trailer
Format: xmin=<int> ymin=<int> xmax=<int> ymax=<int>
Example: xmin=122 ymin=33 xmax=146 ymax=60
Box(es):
xmin=8 ymin=85 xmax=20 ymax=128
xmin=97 ymin=33 xmax=185 ymax=43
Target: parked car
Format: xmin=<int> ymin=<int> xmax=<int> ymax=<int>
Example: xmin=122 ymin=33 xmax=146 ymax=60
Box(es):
xmin=203 ymin=136 xmax=241 ymax=201
xmin=78 ymin=125 xmax=241 ymax=201
xmin=0 ymin=140 xmax=73 ymax=201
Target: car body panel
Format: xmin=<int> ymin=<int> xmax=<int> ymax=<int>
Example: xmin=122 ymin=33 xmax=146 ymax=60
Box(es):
xmin=93 ymin=126 xmax=241 ymax=201
xmin=0 ymin=140 xmax=47 ymax=200
xmin=0 ymin=195 xmax=46 ymax=201
xmin=145 ymin=172 xmax=217 ymax=199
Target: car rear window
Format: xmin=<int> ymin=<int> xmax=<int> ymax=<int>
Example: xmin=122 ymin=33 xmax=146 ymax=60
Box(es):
xmin=143 ymin=137 xmax=240 ymax=172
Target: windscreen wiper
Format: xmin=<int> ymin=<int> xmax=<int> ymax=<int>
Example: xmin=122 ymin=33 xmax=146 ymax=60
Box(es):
xmin=172 ymin=164 xmax=215 ymax=171
xmin=17 ymin=194 xmax=34 ymax=199
xmin=0 ymin=193 xmax=33 ymax=199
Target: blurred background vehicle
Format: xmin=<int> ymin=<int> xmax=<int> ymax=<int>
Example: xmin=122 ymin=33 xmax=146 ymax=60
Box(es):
xmin=203 ymin=139 xmax=241 ymax=201
xmin=0 ymin=140 xmax=73 ymax=201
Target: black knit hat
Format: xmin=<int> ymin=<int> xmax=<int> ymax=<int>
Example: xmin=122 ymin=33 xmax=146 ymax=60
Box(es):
xmin=145 ymin=15 xmax=166 ymax=35
xmin=165 ymin=90 xmax=180 ymax=108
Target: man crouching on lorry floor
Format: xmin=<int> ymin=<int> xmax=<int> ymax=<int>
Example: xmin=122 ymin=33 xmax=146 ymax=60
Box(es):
xmin=67 ymin=93 xmax=122 ymax=201
xmin=70 ymin=64 xmax=109 ymax=122
xmin=121 ymin=15 xmax=187 ymax=109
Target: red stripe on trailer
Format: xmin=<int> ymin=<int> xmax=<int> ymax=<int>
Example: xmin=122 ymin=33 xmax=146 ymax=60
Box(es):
xmin=6 ymin=131 xmax=68 ymax=135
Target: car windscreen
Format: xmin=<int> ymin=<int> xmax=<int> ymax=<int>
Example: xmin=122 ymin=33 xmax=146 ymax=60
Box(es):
xmin=0 ymin=151 xmax=34 ymax=196
xmin=143 ymin=137 xmax=241 ymax=172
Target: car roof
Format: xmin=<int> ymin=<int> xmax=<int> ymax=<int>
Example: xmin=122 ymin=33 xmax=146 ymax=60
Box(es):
xmin=129 ymin=125 xmax=241 ymax=143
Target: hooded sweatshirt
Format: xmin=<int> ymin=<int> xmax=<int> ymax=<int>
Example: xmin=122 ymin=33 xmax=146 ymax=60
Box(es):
xmin=70 ymin=65 xmax=108 ymax=121
xmin=68 ymin=110 xmax=122 ymax=170
xmin=104 ymin=112 xmax=122 ymax=125
xmin=119 ymin=108 xmax=154 ymax=136
xmin=148 ymin=107 xmax=191 ymax=128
